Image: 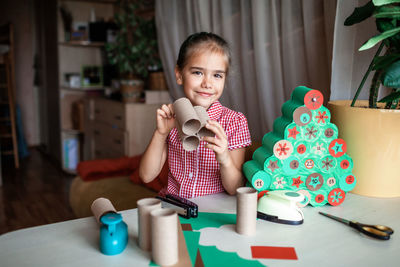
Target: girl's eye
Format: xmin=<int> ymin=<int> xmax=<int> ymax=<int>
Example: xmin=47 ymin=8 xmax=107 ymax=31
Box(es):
xmin=192 ymin=71 xmax=203 ymax=76
xmin=214 ymin=73 xmax=224 ymax=79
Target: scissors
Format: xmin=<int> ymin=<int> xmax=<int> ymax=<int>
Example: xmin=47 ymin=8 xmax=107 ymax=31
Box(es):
xmin=319 ymin=211 xmax=394 ymax=240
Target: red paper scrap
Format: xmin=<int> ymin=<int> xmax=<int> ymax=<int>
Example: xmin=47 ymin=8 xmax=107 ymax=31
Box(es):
xmin=251 ymin=246 xmax=298 ymax=260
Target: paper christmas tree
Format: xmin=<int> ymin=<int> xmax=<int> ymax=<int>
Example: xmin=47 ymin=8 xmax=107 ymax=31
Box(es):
xmin=243 ymin=86 xmax=356 ymax=207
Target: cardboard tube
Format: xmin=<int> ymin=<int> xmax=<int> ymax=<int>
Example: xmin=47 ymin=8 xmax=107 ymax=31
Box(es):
xmin=173 ymin=98 xmax=201 ymax=135
xmin=137 ymin=198 xmax=162 ymax=251
xmin=91 ymin=198 xmax=117 ymax=223
xmin=193 ymin=106 xmax=214 ymax=138
xmin=176 ymin=118 xmax=200 ymax=151
xmin=151 ymin=208 xmax=178 ymax=266
xmin=236 ymin=187 xmax=257 ymax=235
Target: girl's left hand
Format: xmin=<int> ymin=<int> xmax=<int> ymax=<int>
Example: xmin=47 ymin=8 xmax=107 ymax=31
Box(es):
xmin=202 ymin=120 xmax=231 ymax=166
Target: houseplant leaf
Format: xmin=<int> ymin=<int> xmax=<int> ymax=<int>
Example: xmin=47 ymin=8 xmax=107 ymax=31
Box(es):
xmin=373 ymin=53 xmax=400 ymax=70
xmin=378 ymin=91 xmax=400 ymax=102
xmin=381 ymin=60 xmax=400 ymax=87
xmin=373 ymin=0 xmax=400 ymax=6
xmin=344 ymin=1 xmax=375 ymax=26
xmin=374 ymin=8 xmax=400 ymax=19
xmin=359 ymin=27 xmax=400 ymax=50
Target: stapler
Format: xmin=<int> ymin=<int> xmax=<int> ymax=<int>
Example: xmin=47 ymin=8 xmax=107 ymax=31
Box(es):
xmin=257 ymin=190 xmax=304 ymax=225
xmin=156 ymin=193 xmax=198 ymax=219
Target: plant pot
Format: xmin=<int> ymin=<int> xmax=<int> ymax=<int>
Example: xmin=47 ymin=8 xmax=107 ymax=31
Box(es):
xmin=120 ymin=79 xmax=144 ymax=103
xmin=327 ymin=100 xmax=400 ymax=197
xmin=148 ymin=71 xmax=168 ymax=91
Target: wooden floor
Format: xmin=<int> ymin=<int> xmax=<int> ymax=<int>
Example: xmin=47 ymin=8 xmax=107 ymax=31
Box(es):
xmin=0 ymin=148 xmax=76 ymax=235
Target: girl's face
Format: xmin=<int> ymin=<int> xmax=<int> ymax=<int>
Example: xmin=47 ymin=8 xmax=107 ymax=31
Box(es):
xmin=175 ymin=50 xmax=227 ymax=110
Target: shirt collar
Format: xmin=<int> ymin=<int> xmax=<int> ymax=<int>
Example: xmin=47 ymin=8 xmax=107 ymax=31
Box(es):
xmin=207 ymin=101 xmax=223 ymax=121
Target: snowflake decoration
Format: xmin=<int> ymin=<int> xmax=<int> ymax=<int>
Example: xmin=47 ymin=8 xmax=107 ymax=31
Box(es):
xmin=273 ymin=177 xmax=286 ymax=189
xmin=312 ymin=142 xmax=326 ymax=155
xmin=305 ymin=126 xmax=318 ymax=139
xmin=322 ymin=157 xmax=333 ymax=170
xmin=330 ymin=190 xmax=343 ymax=204
xmin=315 ymin=111 xmax=329 ymax=123
xmin=276 ymin=143 xmax=290 ymax=156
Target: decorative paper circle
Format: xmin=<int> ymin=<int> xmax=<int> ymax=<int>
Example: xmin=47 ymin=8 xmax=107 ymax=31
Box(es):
xmin=253 ymin=177 xmax=267 ymax=190
xmin=323 ymin=123 xmax=338 ymax=140
xmin=273 ymin=140 xmax=293 ymax=160
xmin=312 ymin=106 xmax=330 ymax=125
xmin=311 ymin=141 xmax=327 ymax=156
xmin=304 ymin=158 xmax=316 ymax=170
xmin=285 ymin=124 xmax=301 ymax=140
xmin=315 ymin=194 xmax=325 ymax=204
xmin=296 ymin=190 xmax=311 ymax=208
xmin=304 ymin=90 xmax=323 ymax=110
xmin=328 ymin=139 xmax=347 ymax=158
xmin=338 ymin=154 xmax=353 ymax=172
xmin=319 ymin=155 xmax=337 ymax=173
xmin=297 ymin=144 xmax=307 ymax=155
xmin=306 ymin=173 xmax=324 ymax=191
xmin=326 ymin=177 xmax=336 ymax=187
xmin=328 ymin=188 xmax=345 ymax=206
xmin=293 ymin=106 xmax=312 ymax=126
xmin=265 ymin=156 xmax=282 ymax=174
xmin=303 ymin=123 xmax=320 ymax=140
xmin=339 ymin=173 xmax=357 ymax=192
xmin=282 ymin=156 xmax=300 ymax=175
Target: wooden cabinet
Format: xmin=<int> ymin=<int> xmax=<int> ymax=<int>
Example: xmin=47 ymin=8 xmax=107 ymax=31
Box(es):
xmin=84 ymin=97 xmax=159 ymax=160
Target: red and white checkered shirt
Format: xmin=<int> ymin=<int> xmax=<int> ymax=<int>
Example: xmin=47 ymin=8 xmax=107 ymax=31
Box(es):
xmin=166 ymin=101 xmax=252 ymax=198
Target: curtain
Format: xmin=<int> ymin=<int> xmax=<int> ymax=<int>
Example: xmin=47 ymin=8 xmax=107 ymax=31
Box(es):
xmin=155 ymin=0 xmax=336 ymax=142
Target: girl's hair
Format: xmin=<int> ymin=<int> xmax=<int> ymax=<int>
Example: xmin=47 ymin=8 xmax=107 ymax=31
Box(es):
xmin=176 ymin=32 xmax=231 ymax=73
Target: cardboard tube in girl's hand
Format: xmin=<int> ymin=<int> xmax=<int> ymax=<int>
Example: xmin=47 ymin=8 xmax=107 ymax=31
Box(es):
xmin=173 ymin=97 xmax=201 ymax=135
xmin=193 ymin=105 xmax=214 ymax=138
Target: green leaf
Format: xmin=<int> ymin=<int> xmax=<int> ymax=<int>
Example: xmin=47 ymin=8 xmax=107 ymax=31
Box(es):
xmin=378 ymin=91 xmax=400 ymax=102
xmin=381 ymin=60 xmax=400 ymax=87
xmin=345 ymin=1 xmax=375 ymax=26
xmin=359 ymin=27 xmax=400 ymax=50
xmin=373 ymin=0 xmax=400 ymax=6
xmin=373 ymin=53 xmax=400 ymax=70
xmin=374 ymin=10 xmax=400 ymax=19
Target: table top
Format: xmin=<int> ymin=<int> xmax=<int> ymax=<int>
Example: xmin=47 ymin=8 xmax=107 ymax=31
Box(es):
xmin=1 ymin=192 xmax=399 ymax=267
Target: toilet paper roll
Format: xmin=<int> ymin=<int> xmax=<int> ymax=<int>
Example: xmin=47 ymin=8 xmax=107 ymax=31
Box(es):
xmin=322 ymin=123 xmax=339 ymax=141
xmin=281 ymin=101 xmax=304 ymax=121
xmin=173 ymin=98 xmax=201 ymax=135
xmin=273 ymin=116 xmax=292 ymax=138
xmin=296 ymin=190 xmax=311 ymax=207
xmin=243 ymin=160 xmax=271 ymax=191
xmin=236 ymin=187 xmax=258 ymax=236
xmin=312 ymin=105 xmax=331 ymax=125
xmin=291 ymin=86 xmax=313 ymax=104
xmin=137 ymin=198 xmax=162 ymax=251
xmin=91 ymin=197 xmax=117 ymax=223
xmin=176 ymin=120 xmax=200 ymax=151
xmin=151 ymin=208 xmax=178 ymax=266
xmin=193 ymin=105 xmax=214 ymax=138
xmin=252 ymin=146 xmax=272 ymax=170
xmin=262 ymin=132 xmax=282 ymax=154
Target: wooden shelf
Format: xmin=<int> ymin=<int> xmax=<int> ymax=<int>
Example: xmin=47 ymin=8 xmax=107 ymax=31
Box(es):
xmin=59 ymin=41 xmax=106 ymax=47
xmin=59 ymin=0 xmax=117 ymax=3
xmin=60 ymin=86 xmax=105 ymax=91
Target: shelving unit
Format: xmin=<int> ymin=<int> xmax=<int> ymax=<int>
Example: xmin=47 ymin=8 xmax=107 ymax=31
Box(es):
xmin=57 ymin=0 xmax=115 ymax=173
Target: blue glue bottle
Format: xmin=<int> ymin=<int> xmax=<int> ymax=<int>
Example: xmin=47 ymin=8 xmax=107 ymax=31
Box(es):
xmin=99 ymin=212 xmax=128 ymax=255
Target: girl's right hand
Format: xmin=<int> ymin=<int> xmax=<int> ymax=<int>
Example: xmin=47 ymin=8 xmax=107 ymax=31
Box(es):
xmin=156 ymin=104 xmax=176 ymax=136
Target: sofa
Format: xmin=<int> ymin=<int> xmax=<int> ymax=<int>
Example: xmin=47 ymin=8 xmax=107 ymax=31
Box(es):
xmin=69 ymin=143 xmax=260 ymax=218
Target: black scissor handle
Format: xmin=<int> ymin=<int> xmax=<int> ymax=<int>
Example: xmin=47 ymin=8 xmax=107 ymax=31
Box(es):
xmin=350 ymin=222 xmax=392 ymax=240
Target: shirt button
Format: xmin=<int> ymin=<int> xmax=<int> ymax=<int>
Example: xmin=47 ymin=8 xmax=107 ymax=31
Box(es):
xmin=189 ymin=172 xmax=193 ymax=178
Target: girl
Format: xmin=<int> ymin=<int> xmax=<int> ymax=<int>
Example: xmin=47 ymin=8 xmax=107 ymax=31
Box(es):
xmin=139 ymin=32 xmax=251 ymax=198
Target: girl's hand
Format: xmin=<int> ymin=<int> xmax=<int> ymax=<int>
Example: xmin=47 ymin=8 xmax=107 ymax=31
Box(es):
xmin=202 ymin=120 xmax=231 ymax=166
xmin=156 ymin=104 xmax=176 ymax=136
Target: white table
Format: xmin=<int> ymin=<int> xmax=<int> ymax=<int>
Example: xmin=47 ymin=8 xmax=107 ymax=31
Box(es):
xmin=1 ymin=193 xmax=399 ymax=267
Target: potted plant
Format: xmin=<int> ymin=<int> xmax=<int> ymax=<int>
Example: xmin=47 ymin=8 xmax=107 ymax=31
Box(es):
xmin=105 ymin=0 xmax=162 ymax=102
xmin=328 ymin=0 xmax=400 ymax=197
